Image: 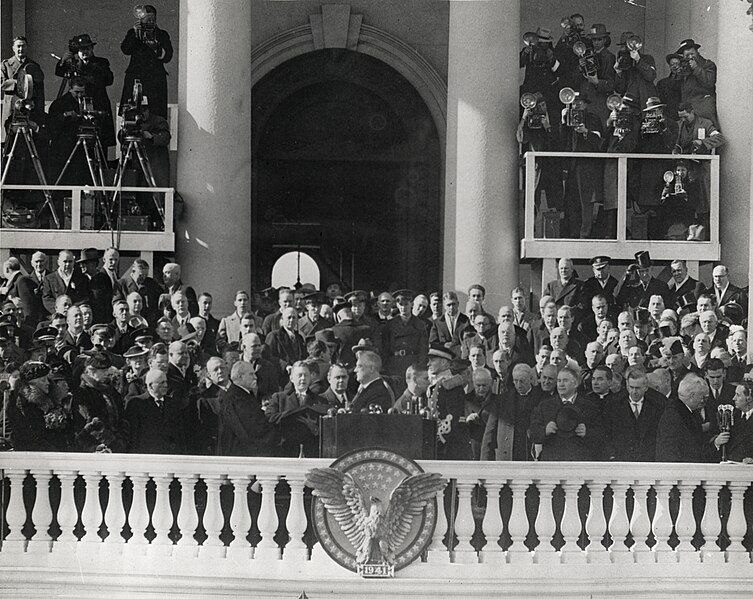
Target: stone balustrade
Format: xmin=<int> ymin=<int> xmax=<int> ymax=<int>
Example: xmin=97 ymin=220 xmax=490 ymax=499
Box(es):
xmin=1 ymin=452 xmax=752 ymax=597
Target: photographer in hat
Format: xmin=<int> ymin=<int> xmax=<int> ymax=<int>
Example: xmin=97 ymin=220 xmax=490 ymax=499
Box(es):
xmin=676 ymin=38 xmax=718 ymax=126
xmin=613 ymin=31 xmax=658 ymax=112
xmin=579 ymin=24 xmax=616 ymax=128
xmin=54 ymin=33 xmax=115 ymax=149
xmin=657 ymin=53 xmax=683 ymax=121
xmin=520 ymin=28 xmax=562 ymax=122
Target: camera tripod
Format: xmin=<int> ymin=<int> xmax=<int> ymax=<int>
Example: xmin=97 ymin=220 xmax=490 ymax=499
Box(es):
xmin=1 ymin=120 xmax=61 ymax=228
xmin=54 ymin=124 xmax=114 ymax=230
xmin=111 ymin=134 xmax=165 ymax=226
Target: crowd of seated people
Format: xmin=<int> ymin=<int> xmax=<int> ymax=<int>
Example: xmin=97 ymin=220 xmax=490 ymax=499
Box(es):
xmin=0 ymin=246 xmax=750 ymax=464
xmin=518 ymin=15 xmax=724 ymax=240
xmin=1 ymin=6 xmax=172 ymax=222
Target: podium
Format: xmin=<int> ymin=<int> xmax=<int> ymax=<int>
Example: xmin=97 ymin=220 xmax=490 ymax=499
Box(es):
xmin=320 ymin=414 xmax=437 ymax=460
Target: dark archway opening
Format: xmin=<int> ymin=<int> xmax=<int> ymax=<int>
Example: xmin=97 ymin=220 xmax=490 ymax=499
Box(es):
xmin=252 ymin=49 xmax=442 ymax=293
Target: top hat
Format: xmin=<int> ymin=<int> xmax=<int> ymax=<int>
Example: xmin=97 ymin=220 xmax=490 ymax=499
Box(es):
xmin=428 ymin=343 xmax=455 ymax=361
xmin=667 ymin=339 xmax=685 ymax=356
xmin=634 ymin=251 xmax=652 ymax=269
xmin=643 ymin=97 xmax=666 ymax=111
xmin=677 ymin=38 xmax=701 ymax=54
xmin=73 ymin=34 xmax=96 ymax=48
xmin=536 ymin=27 xmax=553 ymax=43
xmin=556 ymin=403 xmax=582 ymax=434
xmin=678 ymin=292 xmax=697 ymax=310
xmin=665 ymin=52 xmax=682 ymax=65
xmin=587 ymin=24 xmax=610 ymax=38
xmin=720 ymin=302 xmax=745 ymax=326
xmin=76 ymin=247 xmax=99 ymax=263
xmin=590 ymin=255 xmax=611 ymax=268
xmin=635 ymin=308 xmax=652 ymax=326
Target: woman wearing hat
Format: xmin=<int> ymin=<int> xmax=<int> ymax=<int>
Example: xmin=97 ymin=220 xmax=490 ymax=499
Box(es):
xmin=8 ymin=361 xmax=73 ymax=451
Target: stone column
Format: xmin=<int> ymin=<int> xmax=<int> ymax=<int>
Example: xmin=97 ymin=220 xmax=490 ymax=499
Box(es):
xmin=443 ymin=0 xmax=520 ymax=313
xmin=176 ymin=0 xmax=252 ymax=314
xmin=716 ymin=0 xmax=753 ymax=297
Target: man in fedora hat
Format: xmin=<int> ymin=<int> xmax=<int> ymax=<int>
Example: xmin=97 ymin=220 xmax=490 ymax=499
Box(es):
xmin=676 ymin=38 xmax=718 ymax=126
xmin=1 ymin=36 xmax=46 ymax=131
xmin=555 ymin=13 xmax=587 ymax=89
xmin=657 ymin=54 xmax=683 ymax=121
xmin=560 ymin=90 xmax=603 ymax=238
xmin=580 ymin=24 xmax=616 ymax=128
xmin=520 ymin=27 xmax=562 ymax=122
xmin=614 ymin=31 xmax=658 ymax=112
xmin=54 ymin=33 xmax=116 ymax=150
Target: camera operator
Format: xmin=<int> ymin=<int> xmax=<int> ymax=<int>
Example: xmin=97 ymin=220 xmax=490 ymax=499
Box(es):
xmin=555 ymin=14 xmax=587 ymax=90
xmin=120 ymin=4 xmax=173 ymax=119
xmin=47 ymin=77 xmax=89 ymax=184
xmin=54 ymin=34 xmax=115 ymax=151
xmin=657 ymin=53 xmax=683 ymax=122
xmin=129 ymin=96 xmax=171 ymax=187
xmin=637 ymin=97 xmax=679 ymax=238
xmin=520 ymin=28 xmax=562 ymax=124
xmin=579 ymin=24 xmax=616 ymax=128
xmin=600 ymin=93 xmax=641 ymax=239
xmin=613 ymin=31 xmax=658 ymax=111
xmin=560 ymin=90 xmax=603 ymax=239
xmin=1 ymin=36 xmax=46 ymax=130
xmin=517 ymin=92 xmax=562 ymax=214
xmin=676 ymin=39 xmax=718 ymax=127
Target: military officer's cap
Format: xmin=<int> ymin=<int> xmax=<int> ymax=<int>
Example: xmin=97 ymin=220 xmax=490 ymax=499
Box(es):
xmin=123 ymin=345 xmax=149 ymax=359
xmin=302 ymin=291 xmax=323 ymax=305
xmin=344 ymin=290 xmax=368 ymax=304
xmin=635 ymin=308 xmax=652 ymax=325
xmin=428 ymin=343 xmax=455 ymax=361
xmin=90 ymin=323 xmax=116 ymax=339
xmin=32 ymin=327 xmax=58 ymax=344
xmin=591 ymin=256 xmax=611 ymax=268
xmin=392 ymin=289 xmax=415 ymax=302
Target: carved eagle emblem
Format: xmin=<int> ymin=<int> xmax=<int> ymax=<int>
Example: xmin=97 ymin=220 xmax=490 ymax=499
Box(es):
xmin=306 ymin=468 xmax=444 ymax=566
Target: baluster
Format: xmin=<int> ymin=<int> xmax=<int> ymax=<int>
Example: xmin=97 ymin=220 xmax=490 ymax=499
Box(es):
xmin=283 ymin=476 xmax=308 ymax=562
xmin=125 ymin=474 xmax=149 ymax=554
xmin=102 ymin=473 xmax=126 ymax=549
xmin=227 ymin=475 xmax=252 ymax=560
xmin=675 ymin=481 xmax=700 ymax=562
xmin=54 ymin=471 xmax=79 ymax=550
xmin=629 ymin=481 xmax=653 ymax=563
xmin=148 ymin=474 xmax=174 ymax=555
xmin=726 ymin=482 xmax=751 ymax=564
xmin=700 ymin=482 xmax=724 ymax=563
xmin=560 ymin=482 xmax=585 ymax=563
xmin=2 ymin=470 xmax=28 ymax=552
xmin=652 ymin=482 xmax=675 ymax=562
xmin=174 ymin=475 xmax=199 ymax=558
xmin=79 ymin=472 xmax=103 ymax=549
xmin=425 ymin=480 xmax=450 ymax=563
xmin=27 ymin=470 xmax=53 ymax=554
xmin=452 ymin=481 xmax=478 ymax=563
xmin=254 ymin=476 xmax=280 ymax=560
xmin=507 ymin=480 xmax=532 ymax=564
xmin=479 ymin=481 xmax=504 ymax=565
xmin=534 ymin=481 xmax=557 ymax=563
xmin=608 ymin=483 xmax=631 ymax=562
xmin=199 ymin=474 xmax=226 ymax=558
xmin=585 ymin=480 xmax=609 ymax=563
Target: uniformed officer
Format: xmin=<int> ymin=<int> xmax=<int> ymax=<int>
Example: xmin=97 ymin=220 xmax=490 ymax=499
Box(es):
xmin=382 ymin=290 xmax=428 ymax=382
xmin=346 ymin=290 xmax=382 ymax=351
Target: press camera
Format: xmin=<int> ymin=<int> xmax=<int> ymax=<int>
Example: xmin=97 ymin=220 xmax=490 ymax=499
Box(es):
xmin=521 ymin=92 xmax=547 ymax=129
xmin=119 ymin=80 xmax=146 ymax=141
xmin=615 ymin=35 xmax=643 ymax=71
xmin=560 ymin=87 xmax=585 ymax=128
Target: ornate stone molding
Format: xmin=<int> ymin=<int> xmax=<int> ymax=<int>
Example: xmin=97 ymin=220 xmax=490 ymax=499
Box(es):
xmin=249 ymin=5 xmax=447 ymax=140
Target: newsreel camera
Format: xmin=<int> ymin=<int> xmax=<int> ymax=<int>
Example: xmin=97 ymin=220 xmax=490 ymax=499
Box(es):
xmin=661 ymin=161 xmax=689 ymax=203
xmin=520 ymin=92 xmax=547 ymax=129
xmin=616 ymin=34 xmax=643 ymax=71
xmin=133 ymin=5 xmax=157 ymax=44
xmin=119 ymin=80 xmax=148 ymax=142
xmin=559 ymin=87 xmax=585 ymax=128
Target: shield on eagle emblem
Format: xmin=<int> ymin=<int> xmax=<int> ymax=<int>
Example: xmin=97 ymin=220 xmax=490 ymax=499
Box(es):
xmin=306 ymin=448 xmax=444 ymax=577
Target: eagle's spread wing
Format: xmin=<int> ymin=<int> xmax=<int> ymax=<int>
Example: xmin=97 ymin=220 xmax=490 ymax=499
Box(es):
xmin=306 ymin=467 xmax=369 ymax=549
xmin=380 ymin=473 xmax=445 ymax=561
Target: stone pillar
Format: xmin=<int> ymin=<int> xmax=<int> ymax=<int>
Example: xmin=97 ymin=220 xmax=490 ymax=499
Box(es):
xmin=716 ymin=1 xmax=753 ymax=293
xmin=176 ymin=0 xmax=252 ymax=314
xmin=443 ymin=0 xmax=520 ymax=313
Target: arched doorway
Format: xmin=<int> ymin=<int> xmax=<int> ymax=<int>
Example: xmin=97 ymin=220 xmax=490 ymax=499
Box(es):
xmin=271 ymin=251 xmax=321 ymax=289
xmin=252 ymin=49 xmax=442 ymax=293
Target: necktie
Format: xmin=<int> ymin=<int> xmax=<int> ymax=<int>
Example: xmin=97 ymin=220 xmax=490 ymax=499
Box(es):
xmin=155 ymin=398 xmax=164 ymax=410
xmin=631 ymin=402 xmax=640 ymax=418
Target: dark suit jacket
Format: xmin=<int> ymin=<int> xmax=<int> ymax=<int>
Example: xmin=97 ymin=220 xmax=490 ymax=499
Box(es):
xmin=528 ymin=320 xmax=554 ymax=355
xmin=264 ymin=327 xmax=306 ymax=367
xmin=617 ymin=277 xmax=671 ymax=311
xmin=429 ymin=313 xmax=471 ymax=355
xmin=544 ymin=277 xmax=582 ymax=308
xmin=15 ymin=272 xmax=46 ymax=326
xmin=331 ymin=319 xmax=373 ymax=368
xmin=656 ymin=398 xmax=715 ymax=462
xmin=530 ymin=394 xmax=604 ymax=461
xmin=351 ymin=378 xmax=395 ymax=413
xmin=249 ymin=357 xmax=280 ymax=400
xmin=201 ymin=314 xmax=221 ymax=356
xmin=579 ymin=275 xmax=618 ymax=310
xmin=603 ymin=393 xmax=664 ymax=461
xmin=667 ymin=276 xmax=705 ymax=310
xmin=217 ymin=384 xmax=277 ymax=457
xmin=578 ymin=314 xmax=616 ymax=343
xmin=725 ymin=412 xmax=753 ymax=462
xmin=267 ymin=387 xmax=328 ymax=456
xmin=90 ymin=269 xmax=124 ymax=324
xmin=41 ymin=270 xmax=91 ymax=314
xmin=125 ymin=392 xmax=185 ymax=453
xmin=119 ymin=275 xmax=162 ymax=325
xmin=321 ymin=386 xmax=351 ymax=410
xmin=715 ymin=284 xmax=747 ymax=311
